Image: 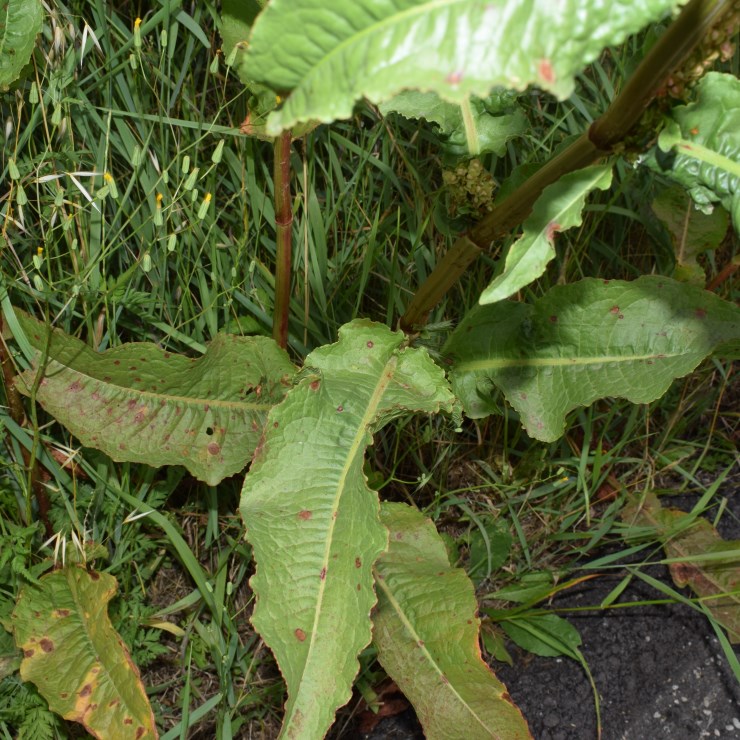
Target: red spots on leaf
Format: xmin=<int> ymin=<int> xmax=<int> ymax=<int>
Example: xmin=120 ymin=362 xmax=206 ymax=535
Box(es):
xmin=310 ymin=380 xmax=320 ymax=391
xmin=295 ymin=628 xmax=306 ymax=642
xmin=610 ymin=306 xmax=620 ymax=315
xmin=417 ymin=640 xmax=425 ymax=647
xmin=134 ymin=412 xmax=145 ymax=423
xmin=207 ymin=442 xmax=220 ymax=455
xmin=690 ymin=127 xmax=699 ymax=135
xmin=545 ymin=221 xmax=561 ymax=242
xmin=68 ymin=380 xmax=82 ymax=392
xmin=119 ymin=443 xmax=126 ymax=451
xmin=695 ymin=307 xmax=707 ymax=319
xmin=89 ymin=571 xmax=100 ymax=580
xmin=337 ymin=405 xmax=344 ymax=412
xmin=136 ymin=728 xmax=146 ymax=739
xmin=127 ymin=399 xmax=137 ymax=410
xmin=618 ymin=314 xmax=624 ymax=320
xmin=357 ymin=584 xmax=361 ymax=591
xmin=273 ymin=421 xmax=279 ymax=428
xmin=24 ymin=648 xmax=34 ymax=657
xmin=395 ymin=532 xmax=403 ymax=540
xmin=538 ymin=59 xmax=555 ymax=84
xmin=79 ymin=684 xmax=92 ymax=697
xmin=53 ymin=609 xmax=71 ymax=618
xmin=40 ymin=638 xmax=54 ymax=653
xmin=440 ymin=675 xmax=450 ymax=684
xmin=549 ymin=315 xmax=558 ymax=323
xmin=320 ymin=567 xmax=327 ymax=580
xmin=355 ymin=557 xmax=362 ymax=568
xmin=128 ymin=366 xmax=137 ymax=371
xmin=519 ymin=392 xmax=527 ymax=400
xmin=366 ymin=341 xmax=374 ymax=348
xmin=124 ymin=717 xmax=134 ymax=725
xmin=446 ymin=70 xmax=463 ymax=84
xmin=114 ymin=360 xmax=121 ymax=365
xmin=60 ymin=692 xmax=68 ymax=699
xmin=298 ymin=510 xmax=312 ymax=520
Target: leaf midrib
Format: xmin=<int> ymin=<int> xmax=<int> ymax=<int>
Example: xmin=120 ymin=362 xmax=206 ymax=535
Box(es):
xmin=35 ymin=358 xmax=272 ymax=412
xmin=455 ymin=350 xmax=691 ymax=372
xmin=375 ymin=574 xmax=500 ymax=739
xmin=284 ymin=358 xmax=396 ymax=730
xmin=66 ymin=570 xmax=148 ymax=723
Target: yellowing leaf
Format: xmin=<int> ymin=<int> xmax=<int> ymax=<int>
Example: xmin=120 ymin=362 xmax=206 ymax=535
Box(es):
xmin=624 ymin=492 xmax=740 ymax=644
xmin=13 ymin=566 xmax=158 ymax=739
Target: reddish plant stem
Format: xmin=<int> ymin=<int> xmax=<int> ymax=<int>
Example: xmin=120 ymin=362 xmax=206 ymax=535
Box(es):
xmin=272 ymin=130 xmax=294 ymax=349
xmin=400 ymin=0 xmax=733 ymax=332
xmin=706 ymin=259 xmax=739 ymax=291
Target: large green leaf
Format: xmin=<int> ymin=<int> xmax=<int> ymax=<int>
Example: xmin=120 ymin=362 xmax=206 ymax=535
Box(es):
xmin=651 ymin=72 xmax=740 ymax=231
xmin=380 ymin=90 xmax=526 ymax=158
xmin=373 ymin=503 xmax=531 ymax=740
xmin=0 ymin=0 xmax=43 ymax=91
xmin=480 ymin=165 xmax=613 ymax=304
xmin=240 ymin=320 xmax=455 ymax=739
xmin=13 ymin=566 xmax=157 ymax=739
xmin=11 ymin=311 xmax=295 ymax=485
xmin=444 ymin=276 xmax=740 ymax=441
xmin=243 ymin=0 xmax=682 ymax=134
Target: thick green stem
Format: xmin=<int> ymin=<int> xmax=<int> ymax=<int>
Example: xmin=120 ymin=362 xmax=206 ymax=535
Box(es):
xmin=272 ymin=130 xmax=293 ymax=349
xmin=400 ymin=0 xmax=733 ymax=332
xmin=589 ymin=0 xmax=733 ymax=149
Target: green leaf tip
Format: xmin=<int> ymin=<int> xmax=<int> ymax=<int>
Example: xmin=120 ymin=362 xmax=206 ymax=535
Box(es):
xmin=480 ymin=165 xmax=613 ymax=304
xmin=240 ymin=319 xmax=455 ymax=739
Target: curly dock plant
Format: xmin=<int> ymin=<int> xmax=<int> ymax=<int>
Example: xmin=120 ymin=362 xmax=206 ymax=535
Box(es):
xmin=5 ymin=0 xmax=740 ymax=737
